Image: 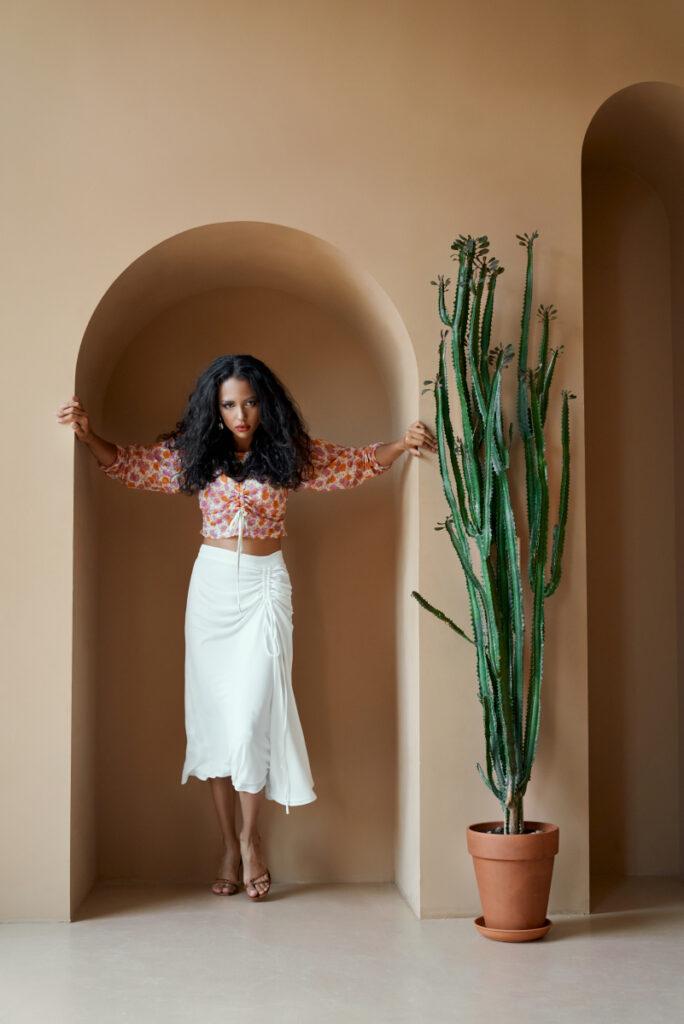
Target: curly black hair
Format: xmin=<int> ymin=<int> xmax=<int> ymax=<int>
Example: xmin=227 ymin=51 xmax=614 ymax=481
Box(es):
xmin=157 ymin=355 xmax=315 ymax=494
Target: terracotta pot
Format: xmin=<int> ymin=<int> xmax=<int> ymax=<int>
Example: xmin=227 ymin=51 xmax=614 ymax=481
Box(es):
xmin=466 ymin=821 xmax=559 ymax=940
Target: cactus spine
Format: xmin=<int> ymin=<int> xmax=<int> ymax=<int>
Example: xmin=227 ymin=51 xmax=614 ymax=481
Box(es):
xmin=413 ymin=232 xmax=575 ymax=835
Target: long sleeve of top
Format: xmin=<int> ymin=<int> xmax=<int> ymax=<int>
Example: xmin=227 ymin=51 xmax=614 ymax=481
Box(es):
xmin=100 ymin=440 xmax=183 ymax=494
xmin=298 ymin=439 xmax=390 ymax=491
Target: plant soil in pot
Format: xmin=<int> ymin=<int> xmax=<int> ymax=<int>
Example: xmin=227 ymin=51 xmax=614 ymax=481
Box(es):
xmin=467 ymin=821 xmax=559 ymax=940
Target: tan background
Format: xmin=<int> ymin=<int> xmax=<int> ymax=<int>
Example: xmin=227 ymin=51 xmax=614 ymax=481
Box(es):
xmin=2 ymin=0 xmax=683 ymax=921
xmin=583 ymin=83 xmax=684 ymax=881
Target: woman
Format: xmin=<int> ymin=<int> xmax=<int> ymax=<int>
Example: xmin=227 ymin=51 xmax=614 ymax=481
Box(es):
xmin=56 ymin=354 xmax=437 ymax=900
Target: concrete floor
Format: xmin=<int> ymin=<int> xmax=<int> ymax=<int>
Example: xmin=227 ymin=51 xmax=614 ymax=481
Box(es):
xmin=1 ymin=877 xmax=682 ymax=1023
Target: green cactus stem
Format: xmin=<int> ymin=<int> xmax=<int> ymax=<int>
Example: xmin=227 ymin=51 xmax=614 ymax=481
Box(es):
xmin=413 ymin=232 xmax=575 ymax=835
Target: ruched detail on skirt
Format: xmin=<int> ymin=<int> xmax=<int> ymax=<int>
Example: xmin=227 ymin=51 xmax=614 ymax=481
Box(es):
xmin=181 ymin=544 xmax=316 ymax=812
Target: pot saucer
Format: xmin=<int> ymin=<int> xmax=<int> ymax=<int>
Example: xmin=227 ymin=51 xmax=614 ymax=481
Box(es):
xmin=474 ymin=916 xmax=552 ymax=942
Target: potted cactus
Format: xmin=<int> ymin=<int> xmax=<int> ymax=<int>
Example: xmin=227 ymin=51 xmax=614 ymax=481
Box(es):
xmin=413 ymin=231 xmax=574 ymax=941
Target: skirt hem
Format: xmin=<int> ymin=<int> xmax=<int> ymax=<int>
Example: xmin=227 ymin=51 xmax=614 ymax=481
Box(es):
xmin=181 ymin=767 xmax=266 ymax=792
xmin=181 ymin=768 xmax=317 ymax=807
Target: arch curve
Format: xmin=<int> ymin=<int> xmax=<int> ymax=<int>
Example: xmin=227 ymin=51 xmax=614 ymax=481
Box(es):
xmin=70 ymin=221 xmax=420 ymax=912
xmin=77 ymin=221 xmax=417 ymax=430
xmin=582 ymin=82 xmax=684 ymax=899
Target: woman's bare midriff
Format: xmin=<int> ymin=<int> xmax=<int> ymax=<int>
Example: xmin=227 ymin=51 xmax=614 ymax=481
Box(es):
xmin=202 ymin=536 xmax=283 ymax=556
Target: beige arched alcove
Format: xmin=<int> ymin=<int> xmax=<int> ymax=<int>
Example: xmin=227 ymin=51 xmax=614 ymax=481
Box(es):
xmin=70 ymin=222 xmax=419 ymax=916
xmin=582 ymin=83 xmax=684 ymax=905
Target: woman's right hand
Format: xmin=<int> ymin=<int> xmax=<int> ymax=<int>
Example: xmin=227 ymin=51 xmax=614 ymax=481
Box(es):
xmin=56 ymin=395 xmax=93 ymax=444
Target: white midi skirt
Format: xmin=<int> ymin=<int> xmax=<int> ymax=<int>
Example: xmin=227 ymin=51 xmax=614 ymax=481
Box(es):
xmin=180 ymin=544 xmax=316 ymax=813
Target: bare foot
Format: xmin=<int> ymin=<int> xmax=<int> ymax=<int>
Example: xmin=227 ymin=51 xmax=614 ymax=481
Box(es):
xmin=239 ymin=830 xmax=270 ymax=898
xmin=212 ymin=843 xmax=241 ymax=895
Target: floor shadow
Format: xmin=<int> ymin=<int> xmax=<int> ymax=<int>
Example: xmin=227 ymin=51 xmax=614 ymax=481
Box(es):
xmin=72 ymin=880 xmax=379 ymax=921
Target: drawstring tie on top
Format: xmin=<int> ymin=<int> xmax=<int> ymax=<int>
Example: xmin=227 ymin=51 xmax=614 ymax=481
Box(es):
xmin=229 ymin=452 xmax=250 ymax=614
xmin=227 ymin=504 xmax=246 ymax=613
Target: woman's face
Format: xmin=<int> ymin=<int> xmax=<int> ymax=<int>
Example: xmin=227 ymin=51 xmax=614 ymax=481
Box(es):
xmin=218 ymin=376 xmax=260 ymax=449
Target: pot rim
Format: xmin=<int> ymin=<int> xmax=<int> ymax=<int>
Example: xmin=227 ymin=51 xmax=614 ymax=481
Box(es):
xmin=466 ymin=820 xmax=559 ymax=859
xmin=468 ymin=820 xmax=558 ymax=835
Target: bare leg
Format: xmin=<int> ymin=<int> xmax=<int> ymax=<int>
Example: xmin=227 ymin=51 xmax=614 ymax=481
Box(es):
xmin=238 ymin=788 xmax=271 ymax=897
xmin=208 ymin=776 xmax=241 ymax=894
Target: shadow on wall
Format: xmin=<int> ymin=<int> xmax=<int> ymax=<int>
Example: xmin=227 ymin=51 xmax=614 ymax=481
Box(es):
xmin=582 ymin=82 xmax=684 ymax=896
xmin=71 ymin=223 xmax=418 ymax=915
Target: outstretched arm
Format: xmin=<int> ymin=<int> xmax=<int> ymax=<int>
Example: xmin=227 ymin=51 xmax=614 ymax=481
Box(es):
xmin=56 ymin=394 xmax=182 ymax=494
xmin=298 ymin=438 xmax=389 ymax=492
xmin=373 ymin=421 xmax=438 ymax=467
xmin=57 ymin=394 xmax=117 ymax=466
xmin=299 ymin=422 xmax=437 ymax=492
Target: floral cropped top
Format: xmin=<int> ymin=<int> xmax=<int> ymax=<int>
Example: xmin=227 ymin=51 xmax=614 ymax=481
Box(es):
xmin=99 ymin=437 xmax=390 ymax=543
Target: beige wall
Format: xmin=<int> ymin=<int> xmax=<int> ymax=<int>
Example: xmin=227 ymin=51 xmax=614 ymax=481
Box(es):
xmin=583 ymin=83 xmax=684 ymax=881
xmin=584 ymin=165 xmax=678 ymax=875
xmin=4 ymin=0 xmax=684 ymax=921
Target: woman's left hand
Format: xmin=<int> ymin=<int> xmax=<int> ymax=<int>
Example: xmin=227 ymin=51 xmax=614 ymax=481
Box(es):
xmin=402 ymin=421 xmax=438 ymax=457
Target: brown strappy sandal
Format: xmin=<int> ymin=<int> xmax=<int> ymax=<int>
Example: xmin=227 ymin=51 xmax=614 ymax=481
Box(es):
xmin=244 ymin=869 xmax=271 ymax=900
xmin=212 ymin=877 xmax=240 ymax=896
xmin=211 ymin=857 xmax=242 ymax=896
